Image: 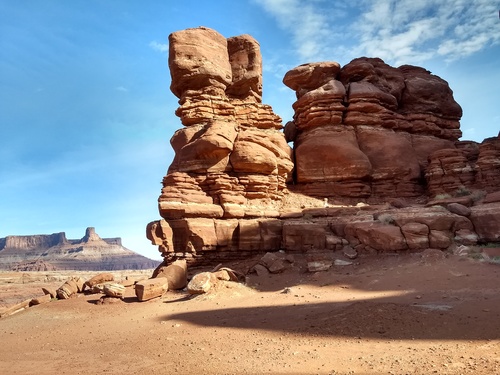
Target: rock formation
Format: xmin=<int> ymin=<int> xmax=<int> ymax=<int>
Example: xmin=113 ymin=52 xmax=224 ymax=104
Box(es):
xmin=147 ymin=27 xmax=500 ymax=266
xmin=0 ymin=227 xmax=159 ymax=271
xmin=283 ymin=58 xmax=462 ymax=200
xmin=161 ymin=26 xmax=293 ymax=223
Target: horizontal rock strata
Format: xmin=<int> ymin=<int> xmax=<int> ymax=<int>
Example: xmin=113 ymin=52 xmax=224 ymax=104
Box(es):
xmin=0 ymin=227 xmax=159 ymax=271
xmin=147 ymin=27 xmax=500 ymax=266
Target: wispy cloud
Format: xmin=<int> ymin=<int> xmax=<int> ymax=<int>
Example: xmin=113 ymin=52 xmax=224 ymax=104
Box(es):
xmin=255 ymin=0 xmax=500 ymax=66
xmin=115 ymin=86 xmax=128 ymax=92
xmin=149 ymin=41 xmax=168 ymax=53
xmin=253 ymin=0 xmax=340 ymax=62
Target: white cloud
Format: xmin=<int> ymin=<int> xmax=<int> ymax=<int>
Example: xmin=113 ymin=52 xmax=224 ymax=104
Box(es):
xmin=255 ymin=0 xmax=500 ymax=66
xmin=253 ymin=0 xmax=334 ymax=62
xmin=149 ymin=41 xmax=169 ymax=53
xmin=115 ymin=86 xmax=128 ymax=92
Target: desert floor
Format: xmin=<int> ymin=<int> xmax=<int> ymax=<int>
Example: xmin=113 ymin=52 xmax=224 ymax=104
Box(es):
xmin=1 ymin=253 xmax=499 ymax=375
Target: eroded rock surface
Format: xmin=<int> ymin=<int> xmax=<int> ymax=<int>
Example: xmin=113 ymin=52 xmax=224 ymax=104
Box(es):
xmin=159 ymin=27 xmax=293 ymax=226
xmin=147 ymin=27 xmax=500 ymax=266
xmin=283 ymin=58 xmax=462 ymax=200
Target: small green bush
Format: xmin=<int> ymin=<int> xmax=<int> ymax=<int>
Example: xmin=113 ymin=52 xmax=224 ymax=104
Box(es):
xmin=454 ymin=186 xmax=471 ymax=197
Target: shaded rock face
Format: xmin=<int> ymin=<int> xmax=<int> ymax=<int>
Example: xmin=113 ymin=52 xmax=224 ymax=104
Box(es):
xmin=147 ymin=28 xmax=500 ymax=266
xmin=160 ymin=27 xmax=293 ymax=223
xmin=283 ymin=58 xmax=461 ymax=200
xmin=426 ymin=134 xmax=500 ymax=196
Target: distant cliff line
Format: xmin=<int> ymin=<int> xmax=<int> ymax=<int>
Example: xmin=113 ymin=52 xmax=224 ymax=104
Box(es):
xmin=0 ymin=227 xmax=121 ymax=250
xmin=0 ymin=227 xmax=160 ymax=271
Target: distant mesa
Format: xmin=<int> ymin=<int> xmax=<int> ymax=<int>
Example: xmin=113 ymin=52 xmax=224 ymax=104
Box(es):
xmin=0 ymin=227 xmax=159 ymax=271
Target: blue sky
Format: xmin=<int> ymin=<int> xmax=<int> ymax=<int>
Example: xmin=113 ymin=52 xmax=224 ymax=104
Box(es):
xmin=1 ymin=0 xmax=499 ymax=260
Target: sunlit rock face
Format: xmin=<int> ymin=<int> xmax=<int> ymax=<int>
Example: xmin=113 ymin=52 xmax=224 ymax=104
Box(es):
xmin=161 ymin=27 xmax=293 ymax=224
xmin=283 ymin=57 xmax=463 ymax=201
xmin=147 ymin=28 xmax=500 ymax=266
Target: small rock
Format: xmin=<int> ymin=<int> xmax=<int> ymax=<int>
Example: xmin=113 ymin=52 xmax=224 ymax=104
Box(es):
xmin=84 ymin=273 xmax=114 ymax=290
xmin=252 ymin=264 xmax=269 ymax=276
xmin=259 ymin=252 xmax=292 ymax=274
xmin=307 ymin=260 xmax=332 ymax=272
xmin=389 ymin=198 xmax=407 ymax=208
xmin=187 ymin=272 xmax=216 ymax=295
xmin=334 ymin=259 xmax=353 ymax=266
xmin=41 ymin=287 xmax=57 ymax=299
xmin=447 ymin=203 xmax=471 ymax=217
xmin=213 ymin=270 xmax=231 ymax=281
xmin=30 ymin=294 xmax=52 ymax=306
xmin=91 ymin=284 xmax=106 ymax=294
xmin=342 ymin=245 xmax=358 ymax=259
xmin=217 ymin=267 xmax=243 ymax=282
xmin=453 ymin=245 xmax=472 ymax=257
xmin=103 ymin=283 xmax=126 ymax=298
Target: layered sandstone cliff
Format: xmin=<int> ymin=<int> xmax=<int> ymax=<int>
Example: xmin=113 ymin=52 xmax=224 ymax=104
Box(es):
xmin=283 ymin=59 xmax=462 ymax=200
xmin=0 ymin=227 xmax=159 ymax=271
xmin=147 ymin=27 xmax=500 ymax=266
xmin=159 ymin=27 xmax=293 ymax=223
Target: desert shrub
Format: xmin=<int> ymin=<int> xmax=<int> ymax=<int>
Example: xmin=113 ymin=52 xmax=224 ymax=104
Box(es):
xmin=377 ymin=213 xmax=395 ymax=225
xmin=434 ymin=193 xmax=452 ymax=200
xmin=454 ymin=185 xmax=471 ymax=197
xmin=470 ymin=190 xmax=487 ymax=203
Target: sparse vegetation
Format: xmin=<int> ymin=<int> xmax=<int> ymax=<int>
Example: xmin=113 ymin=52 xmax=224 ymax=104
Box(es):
xmin=377 ymin=213 xmax=395 ymax=225
xmin=434 ymin=193 xmax=452 ymax=200
xmin=470 ymin=189 xmax=487 ymax=203
xmin=454 ymin=185 xmax=471 ymax=197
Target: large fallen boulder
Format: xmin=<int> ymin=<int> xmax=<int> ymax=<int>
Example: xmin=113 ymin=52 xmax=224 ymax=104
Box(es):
xmin=135 ymin=278 xmax=169 ymax=301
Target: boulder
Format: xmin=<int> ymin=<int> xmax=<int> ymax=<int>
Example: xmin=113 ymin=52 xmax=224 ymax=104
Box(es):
xmin=84 ymin=273 xmax=114 ymax=290
xmin=30 ymin=294 xmax=52 ymax=306
xmin=57 ymin=279 xmax=79 ymax=300
xmin=429 ymin=230 xmax=452 ymax=249
xmin=153 ymin=259 xmax=188 ymax=290
xmin=135 ymin=278 xmax=169 ymax=301
xmin=259 ymin=252 xmax=293 ymax=273
xmin=470 ymin=203 xmax=500 ymax=242
xmin=345 ymin=222 xmax=408 ymax=252
xmin=447 ymin=203 xmax=471 ymax=217
xmin=401 ymin=222 xmax=429 ymax=250
xmin=187 ymin=272 xmax=216 ymax=294
xmin=103 ymin=283 xmax=126 ymax=298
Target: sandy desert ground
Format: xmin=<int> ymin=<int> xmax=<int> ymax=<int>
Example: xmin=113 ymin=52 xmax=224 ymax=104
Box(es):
xmin=1 ymin=252 xmax=499 ymax=375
